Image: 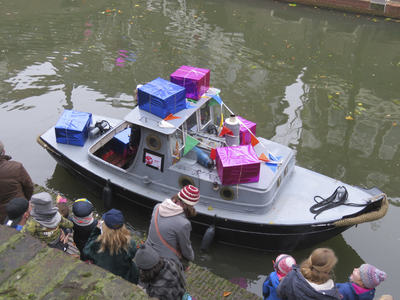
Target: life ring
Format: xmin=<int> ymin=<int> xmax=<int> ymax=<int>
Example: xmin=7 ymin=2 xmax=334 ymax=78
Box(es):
xmin=207 ymin=141 xmax=216 ymax=148
xmin=197 ymin=137 xmax=204 ymax=143
xmin=146 ymin=135 xmax=161 ymax=151
xmin=220 ymin=187 xmax=235 ymax=201
xmin=179 ymin=176 xmax=195 ymax=188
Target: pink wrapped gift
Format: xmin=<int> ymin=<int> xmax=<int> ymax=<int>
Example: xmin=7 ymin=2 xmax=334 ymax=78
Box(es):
xmin=237 ymin=116 xmax=257 ymax=145
xmin=216 ymin=145 xmax=260 ymax=185
xmin=170 ymin=65 xmax=210 ymax=100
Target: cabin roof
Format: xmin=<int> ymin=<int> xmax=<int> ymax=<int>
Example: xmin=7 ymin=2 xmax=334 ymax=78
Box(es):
xmin=124 ymin=94 xmax=210 ymax=135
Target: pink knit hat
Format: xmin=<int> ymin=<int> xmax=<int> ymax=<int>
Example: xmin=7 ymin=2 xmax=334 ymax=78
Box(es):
xmin=359 ymin=264 xmax=386 ymax=289
xmin=178 ymin=185 xmax=200 ymax=206
xmin=274 ymin=254 xmax=296 ymax=277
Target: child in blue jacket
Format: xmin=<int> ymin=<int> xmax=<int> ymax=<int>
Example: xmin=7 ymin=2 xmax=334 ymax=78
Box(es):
xmin=336 ymin=264 xmax=386 ymax=300
xmin=262 ymin=254 xmax=296 ymax=300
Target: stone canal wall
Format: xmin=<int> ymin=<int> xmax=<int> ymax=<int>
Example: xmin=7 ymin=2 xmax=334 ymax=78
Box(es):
xmin=277 ymin=0 xmax=400 ymax=19
xmin=0 ymin=185 xmax=262 ymax=300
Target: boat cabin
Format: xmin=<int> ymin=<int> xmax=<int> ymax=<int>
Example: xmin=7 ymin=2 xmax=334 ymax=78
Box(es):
xmin=87 ymin=92 xmax=296 ymax=215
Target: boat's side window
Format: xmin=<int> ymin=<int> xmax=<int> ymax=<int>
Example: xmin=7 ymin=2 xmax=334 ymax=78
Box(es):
xmin=199 ymin=103 xmax=212 ymax=130
xmin=170 ymin=129 xmax=184 ymax=164
xmin=186 ymin=112 xmax=197 ymax=132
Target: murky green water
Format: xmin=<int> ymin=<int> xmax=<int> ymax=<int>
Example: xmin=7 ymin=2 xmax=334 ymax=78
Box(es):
xmin=1 ymin=0 xmax=399 ymax=297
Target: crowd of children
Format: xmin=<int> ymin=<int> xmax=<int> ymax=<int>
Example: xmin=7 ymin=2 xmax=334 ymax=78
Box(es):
xmin=263 ymin=248 xmax=390 ymax=300
xmin=2 ymin=188 xmax=393 ymax=300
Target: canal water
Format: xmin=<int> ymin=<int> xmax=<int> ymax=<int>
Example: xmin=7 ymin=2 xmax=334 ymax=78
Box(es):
xmin=1 ymin=0 xmax=399 ymax=297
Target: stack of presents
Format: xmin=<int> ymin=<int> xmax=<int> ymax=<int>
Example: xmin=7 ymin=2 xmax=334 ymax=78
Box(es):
xmin=54 ymin=65 xmax=261 ymax=186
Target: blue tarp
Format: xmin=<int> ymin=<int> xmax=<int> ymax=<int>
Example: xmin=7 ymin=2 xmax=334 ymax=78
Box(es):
xmin=138 ymin=77 xmax=186 ymax=119
xmin=55 ymin=109 xmax=92 ymax=147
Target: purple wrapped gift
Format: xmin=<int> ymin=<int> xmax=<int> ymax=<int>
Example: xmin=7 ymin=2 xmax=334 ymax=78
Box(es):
xmin=170 ymin=65 xmax=210 ymax=100
xmin=237 ymin=116 xmax=257 ymax=145
xmin=216 ymin=145 xmax=260 ymax=185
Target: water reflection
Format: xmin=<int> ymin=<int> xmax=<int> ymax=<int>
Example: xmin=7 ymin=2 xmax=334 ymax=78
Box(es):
xmin=1 ymin=0 xmax=400 ymax=297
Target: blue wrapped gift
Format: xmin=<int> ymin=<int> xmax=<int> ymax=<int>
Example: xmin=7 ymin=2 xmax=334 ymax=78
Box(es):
xmin=137 ymin=77 xmax=186 ymax=119
xmin=111 ymin=128 xmax=131 ymax=157
xmin=55 ymin=110 xmax=92 ymax=147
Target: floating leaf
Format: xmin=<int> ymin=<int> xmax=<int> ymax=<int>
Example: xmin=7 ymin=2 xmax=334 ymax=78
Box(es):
xmin=345 ymin=116 xmax=354 ymax=120
xmin=251 ymin=66 xmax=257 ymax=69
xmin=289 ymin=3 xmax=297 ymax=6
xmin=358 ymin=103 xmax=363 ymax=106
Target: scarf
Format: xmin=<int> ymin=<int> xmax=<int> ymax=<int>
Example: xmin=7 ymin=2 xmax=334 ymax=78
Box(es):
xmin=159 ymin=199 xmax=184 ymax=217
xmin=31 ymin=207 xmax=61 ymax=228
xmin=72 ymin=213 xmax=94 ymax=226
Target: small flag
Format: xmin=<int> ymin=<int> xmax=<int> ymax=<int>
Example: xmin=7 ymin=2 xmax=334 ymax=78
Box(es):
xmin=164 ymin=114 xmax=181 ymax=121
xmin=208 ymin=98 xmax=220 ymax=107
xmin=212 ymin=94 xmax=222 ymax=104
xmin=251 ymin=134 xmax=259 ymax=147
xmin=259 ymin=153 xmax=269 ymax=162
xmin=186 ymin=102 xmax=196 ymax=109
xmin=210 ymin=148 xmax=217 ymax=160
xmin=219 ymin=126 xmax=233 ymax=137
xmin=183 ymin=135 xmax=199 ymax=156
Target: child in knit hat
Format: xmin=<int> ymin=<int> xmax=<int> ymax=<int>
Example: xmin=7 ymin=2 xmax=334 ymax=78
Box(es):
xmin=21 ymin=192 xmax=74 ymax=252
xmin=336 ymin=263 xmax=387 ymax=300
xmin=69 ymin=198 xmax=98 ymax=260
xmin=262 ymin=254 xmax=296 ymax=300
xmin=56 ymin=195 xmax=71 ymax=235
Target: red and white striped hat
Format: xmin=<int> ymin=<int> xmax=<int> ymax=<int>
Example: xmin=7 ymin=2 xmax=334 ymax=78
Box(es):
xmin=178 ymin=185 xmax=200 ymax=206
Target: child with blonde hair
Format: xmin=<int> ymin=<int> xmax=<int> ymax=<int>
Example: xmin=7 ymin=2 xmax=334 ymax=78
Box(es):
xmin=262 ymin=254 xmax=296 ymax=300
xmin=336 ymin=264 xmax=386 ymax=300
xmin=277 ymin=248 xmax=340 ymax=299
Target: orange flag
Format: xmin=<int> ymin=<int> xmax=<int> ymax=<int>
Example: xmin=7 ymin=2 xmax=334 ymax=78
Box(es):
xmin=259 ymin=153 xmax=270 ymax=162
xmin=164 ymin=113 xmax=181 ymax=121
xmin=219 ymin=126 xmax=233 ymax=137
xmin=251 ymin=134 xmax=259 ymax=147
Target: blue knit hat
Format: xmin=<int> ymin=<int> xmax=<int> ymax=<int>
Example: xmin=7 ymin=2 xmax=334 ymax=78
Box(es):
xmin=102 ymin=209 xmax=124 ymax=229
xmin=72 ymin=198 xmax=93 ymax=217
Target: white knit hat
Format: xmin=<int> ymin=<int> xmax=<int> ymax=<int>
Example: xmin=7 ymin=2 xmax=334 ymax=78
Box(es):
xmin=178 ymin=185 xmax=200 ymax=206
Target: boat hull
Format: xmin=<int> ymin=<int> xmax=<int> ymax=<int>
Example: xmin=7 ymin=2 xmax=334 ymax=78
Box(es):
xmin=43 ymin=140 xmax=382 ymax=252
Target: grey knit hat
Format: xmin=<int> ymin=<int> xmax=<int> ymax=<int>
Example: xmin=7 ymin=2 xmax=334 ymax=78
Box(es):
xmin=135 ymin=244 xmax=160 ymax=270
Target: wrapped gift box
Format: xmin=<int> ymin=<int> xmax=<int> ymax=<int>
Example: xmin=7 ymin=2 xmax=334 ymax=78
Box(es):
xmin=170 ymin=65 xmax=210 ymax=100
xmin=237 ymin=116 xmax=257 ymax=145
xmin=216 ymin=145 xmax=260 ymax=185
xmin=138 ymin=77 xmax=186 ymax=119
xmin=55 ymin=110 xmax=92 ymax=147
xmin=111 ymin=128 xmax=131 ymax=157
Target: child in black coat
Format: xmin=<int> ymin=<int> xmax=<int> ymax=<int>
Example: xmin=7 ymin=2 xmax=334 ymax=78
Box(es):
xmin=69 ymin=198 xmax=98 ymax=260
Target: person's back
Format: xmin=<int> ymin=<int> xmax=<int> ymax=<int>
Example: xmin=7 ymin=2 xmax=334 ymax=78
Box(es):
xmin=277 ymin=248 xmax=340 ymax=300
xmin=82 ymin=209 xmax=138 ymax=284
xmin=21 ymin=192 xmax=73 ymax=250
xmin=336 ymin=264 xmax=386 ymax=300
xmin=146 ymin=185 xmax=199 ymax=270
xmin=263 ymin=254 xmax=296 ymax=300
xmin=69 ymin=198 xmax=98 ymax=259
xmin=0 ymin=141 xmax=33 ymax=224
xmin=135 ymin=244 xmax=186 ymax=300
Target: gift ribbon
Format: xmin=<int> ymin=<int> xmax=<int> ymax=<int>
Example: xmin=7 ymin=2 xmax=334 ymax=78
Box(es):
xmin=182 ymin=67 xmax=206 ymax=98
xmin=148 ymin=81 xmax=179 ymax=116
xmin=64 ymin=111 xmax=78 ymax=145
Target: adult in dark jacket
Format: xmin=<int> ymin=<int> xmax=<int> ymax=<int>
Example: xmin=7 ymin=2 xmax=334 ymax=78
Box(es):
xmin=0 ymin=141 xmax=34 ymax=224
xmin=277 ymin=248 xmax=340 ymax=300
xmin=69 ymin=198 xmax=98 ymax=260
xmin=135 ymin=243 xmax=186 ymax=300
xmin=146 ymin=185 xmax=199 ymax=271
xmin=83 ymin=209 xmax=138 ymax=284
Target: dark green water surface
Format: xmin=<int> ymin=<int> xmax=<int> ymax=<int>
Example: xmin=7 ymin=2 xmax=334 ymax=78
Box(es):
xmin=1 ymin=0 xmax=399 ymax=297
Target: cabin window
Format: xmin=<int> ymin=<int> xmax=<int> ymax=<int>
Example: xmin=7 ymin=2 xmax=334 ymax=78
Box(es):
xmin=199 ymin=103 xmax=212 ymax=130
xmin=186 ymin=113 xmax=197 ymax=132
xmin=147 ymin=135 xmax=161 ymax=151
xmin=170 ymin=130 xmax=184 ymax=164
